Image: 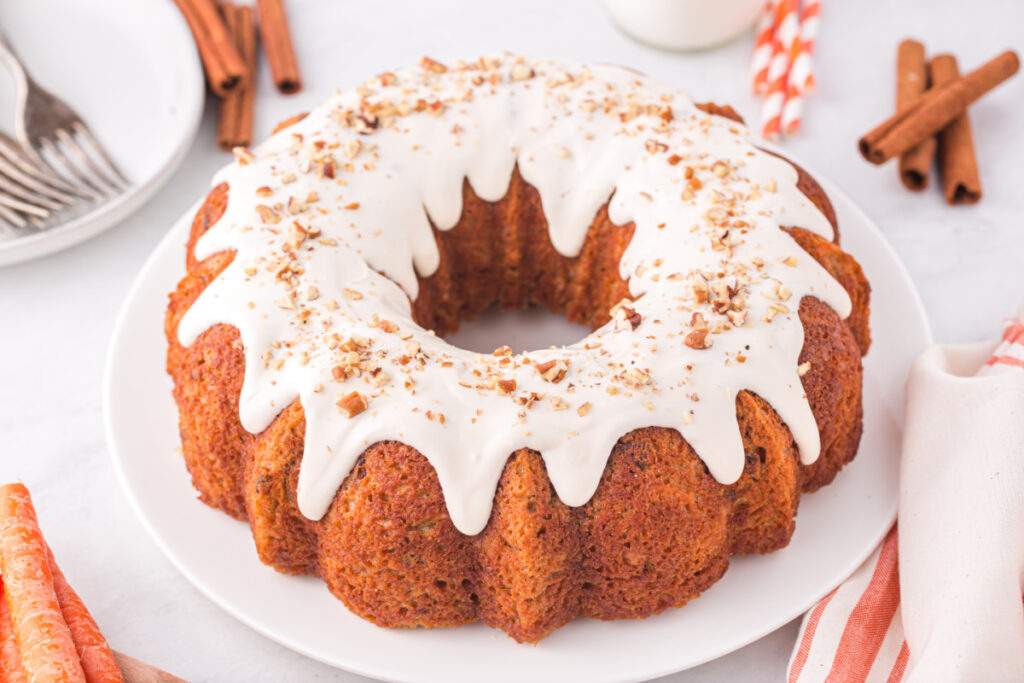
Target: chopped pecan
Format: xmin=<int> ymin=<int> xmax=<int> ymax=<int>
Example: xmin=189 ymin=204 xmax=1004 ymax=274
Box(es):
xmin=685 ymin=328 xmax=712 ymax=350
xmin=535 ymin=359 xmax=569 ymax=383
xmin=337 ymin=391 xmax=367 ymax=417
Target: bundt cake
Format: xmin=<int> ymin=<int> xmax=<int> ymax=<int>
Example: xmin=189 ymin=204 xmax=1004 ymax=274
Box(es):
xmin=165 ymin=55 xmax=871 ymax=643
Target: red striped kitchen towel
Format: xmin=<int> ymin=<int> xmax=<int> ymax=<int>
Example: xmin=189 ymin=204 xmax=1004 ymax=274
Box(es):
xmin=788 ymin=312 xmax=1024 ymax=682
xmin=983 ymin=318 xmax=1024 ymax=371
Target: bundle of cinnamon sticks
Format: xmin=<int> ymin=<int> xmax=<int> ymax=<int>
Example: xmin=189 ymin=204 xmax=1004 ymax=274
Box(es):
xmin=859 ymin=43 xmax=1019 ymax=204
xmin=174 ymin=0 xmax=304 ymax=150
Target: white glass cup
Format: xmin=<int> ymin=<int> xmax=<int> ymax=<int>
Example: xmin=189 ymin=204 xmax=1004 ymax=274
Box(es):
xmin=604 ymin=0 xmax=763 ymax=51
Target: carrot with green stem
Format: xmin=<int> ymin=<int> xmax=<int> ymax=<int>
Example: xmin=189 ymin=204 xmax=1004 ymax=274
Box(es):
xmin=0 ymin=484 xmax=86 ymax=682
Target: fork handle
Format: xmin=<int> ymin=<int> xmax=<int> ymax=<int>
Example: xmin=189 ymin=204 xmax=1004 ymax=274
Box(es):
xmin=0 ymin=29 xmax=14 ymax=53
xmin=0 ymin=30 xmax=29 ymax=89
xmin=0 ymin=30 xmax=20 ymax=63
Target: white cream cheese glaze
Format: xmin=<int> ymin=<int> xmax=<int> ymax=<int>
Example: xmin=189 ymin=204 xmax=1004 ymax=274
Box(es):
xmin=178 ymin=55 xmax=851 ymax=535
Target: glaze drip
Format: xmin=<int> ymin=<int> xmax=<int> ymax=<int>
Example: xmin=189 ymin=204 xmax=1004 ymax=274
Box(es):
xmin=178 ymin=56 xmax=851 ymax=535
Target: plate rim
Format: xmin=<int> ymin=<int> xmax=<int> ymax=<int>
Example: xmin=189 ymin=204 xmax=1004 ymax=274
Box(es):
xmin=0 ymin=0 xmax=205 ymax=267
xmin=103 ymin=157 xmax=932 ymax=683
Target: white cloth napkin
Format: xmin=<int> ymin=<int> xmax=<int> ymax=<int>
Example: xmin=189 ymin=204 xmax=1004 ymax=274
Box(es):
xmin=788 ymin=312 xmax=1024 ymax=682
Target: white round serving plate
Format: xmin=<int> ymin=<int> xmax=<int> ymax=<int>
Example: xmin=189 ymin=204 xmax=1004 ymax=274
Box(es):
xmin=105 ymin=164 xmax=931 ymax=682
xmin=0 ymin=0 xmax=204 ymax=267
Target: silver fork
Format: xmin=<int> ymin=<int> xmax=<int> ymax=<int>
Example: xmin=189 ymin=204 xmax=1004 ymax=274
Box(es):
xmin=0 ymin=31 xmax=130 ymax=204
xmin=0 ymin=131 xmax=75 ymax=233
xmin=0 ymin=131 xmax=77 ymax=208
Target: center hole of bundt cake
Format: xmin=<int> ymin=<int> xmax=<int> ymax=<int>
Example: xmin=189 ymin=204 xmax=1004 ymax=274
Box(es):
xmin=444 ymin=307 xmax=590 ymax=354
xmin=404 ymin=171 xmax=637 ymax=352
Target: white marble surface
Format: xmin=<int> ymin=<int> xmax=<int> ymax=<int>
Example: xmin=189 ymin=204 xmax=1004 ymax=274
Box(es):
xmin=0 ymin=0 xmax=1021 ymax=680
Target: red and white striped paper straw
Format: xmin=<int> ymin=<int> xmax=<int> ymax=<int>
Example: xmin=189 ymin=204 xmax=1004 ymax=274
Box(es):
xmin=781 ymin=0 xmax=822 ymax=134
xmin=789 ymin=0 xmax=821 ymax=93
xmin=751 ymin=0 xmax=779 ymax=94
xmin=759 ymin=0 xmax=799 ymax=138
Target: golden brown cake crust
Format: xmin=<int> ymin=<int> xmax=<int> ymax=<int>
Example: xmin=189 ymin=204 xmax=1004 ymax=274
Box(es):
xmin=165 ymin=108 xmax=871 ymax=643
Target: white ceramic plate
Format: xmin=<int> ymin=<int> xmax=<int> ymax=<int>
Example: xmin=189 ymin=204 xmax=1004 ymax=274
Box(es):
xmin=0 ymin=0 xmax=204 ymax=266
xmin=104 ymin=167 xmax=931 ymax=683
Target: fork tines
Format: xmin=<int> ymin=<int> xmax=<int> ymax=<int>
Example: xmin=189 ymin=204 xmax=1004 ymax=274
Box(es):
xmin=0 ymin=30 xmax=132 ymax=235
xmin=0 ymin=127 xmax=129 ymax=234
xmin=39 ymin=124 xmax=130 ymax=200
xmin=0 ymin=138 xmax=69 ymax=234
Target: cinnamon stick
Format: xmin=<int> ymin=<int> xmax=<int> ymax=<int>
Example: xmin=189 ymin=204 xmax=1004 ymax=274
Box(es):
xmin=931 ymin=54 xmax=982 ymax=204
xmin=217 ymin=3 xmax=257 ymax=150
xmin=174 ymin=0 xmax=247 ymax=96
xmin=256 ymin=0 xmax=303 ymax=94
xmin=859 ymin=49 xmax=1019 ymax=165
xmin=896 ymin=40 xmax=936 ymax=190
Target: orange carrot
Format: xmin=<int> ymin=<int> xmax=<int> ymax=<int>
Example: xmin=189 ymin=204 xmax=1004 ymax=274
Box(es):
xmin=0 ymin=484 xmax=85 ymax=682
xmin=0 ymin=582 xmax=27 ymax=682
xmin=46 ymin=547 xmax=122 ymax=683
